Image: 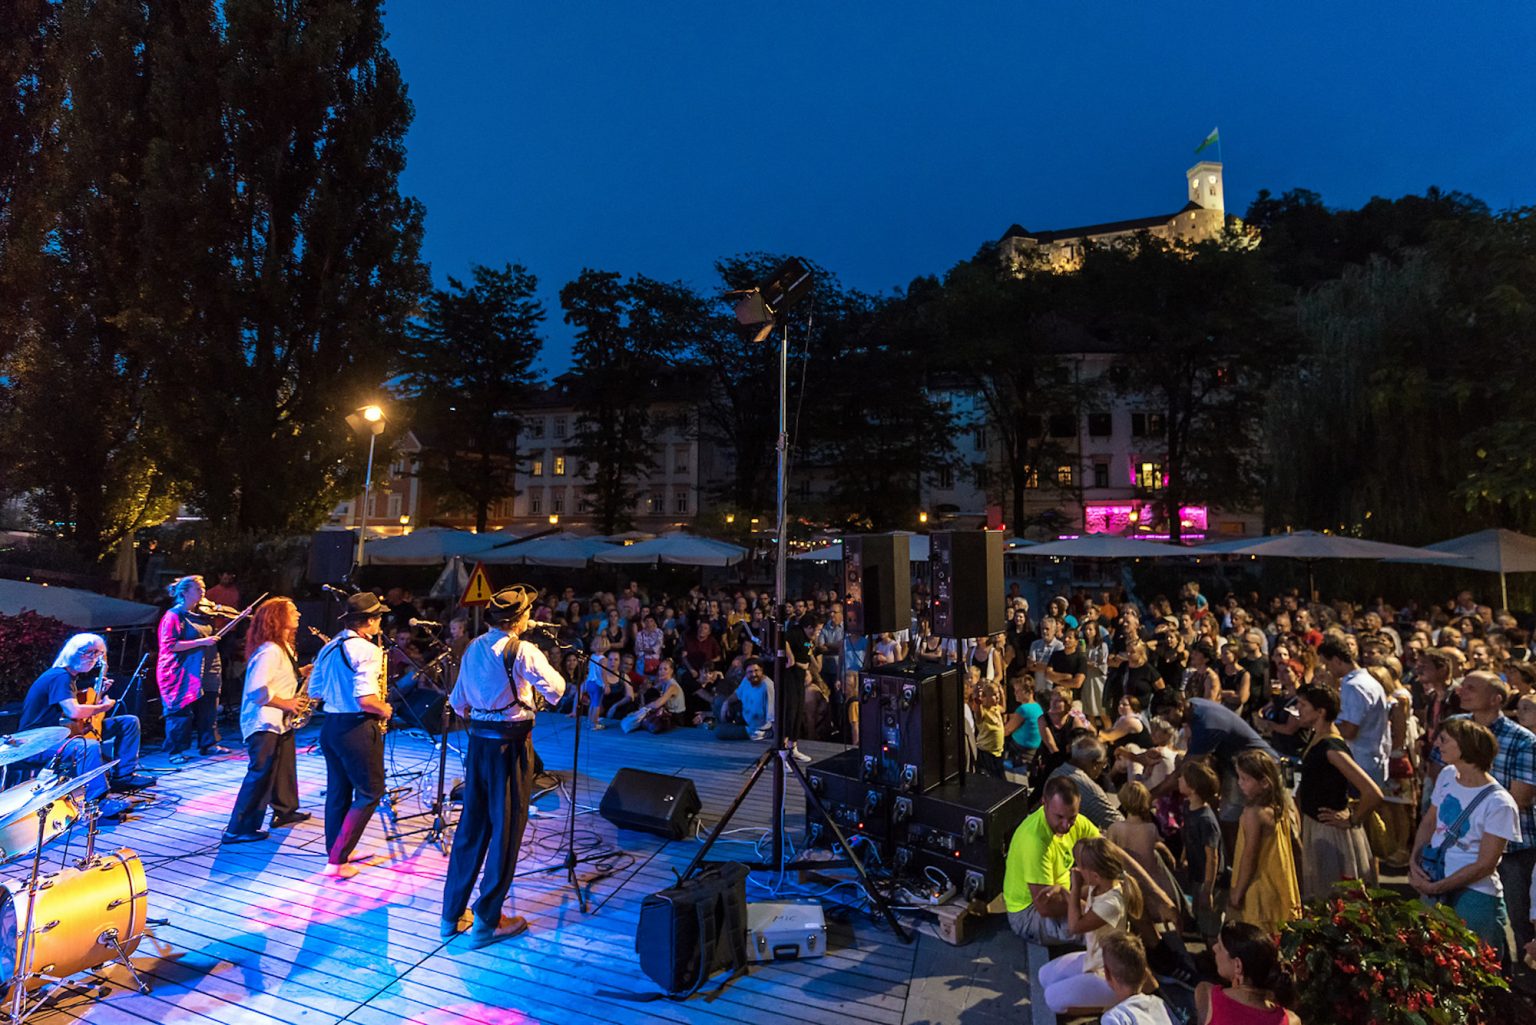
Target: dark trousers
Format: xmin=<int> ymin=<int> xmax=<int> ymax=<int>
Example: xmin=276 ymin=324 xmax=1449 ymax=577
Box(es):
xmin=1499 ymin=845 xmax=1536 ymax=953
xmin=226 ymin=730 xmax=299 ymax=835
xmin=442 ymin=725 xmax=534 ymax=924
xmin=320 ymin=714 xmax=384 ymax=865
xmin=164 ymin=687 xmax=220 ymax=755
xmin=779 ymin=668 xmax=806 ymax=744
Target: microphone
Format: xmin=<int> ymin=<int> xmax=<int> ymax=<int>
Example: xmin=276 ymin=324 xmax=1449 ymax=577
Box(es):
xmin=409 ymin=618 xmax=442 ymax=628
xmin=321 ymin=584 xmax=352 ymax=598
xmin=524 ymin=620 xmax=562 ymax=631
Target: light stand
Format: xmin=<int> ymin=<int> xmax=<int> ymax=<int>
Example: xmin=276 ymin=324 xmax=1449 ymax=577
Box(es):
xmin=687 ymin=259 xmax=910 ymax=942
xmin=345 ymin=404 xmax=387 ymax=574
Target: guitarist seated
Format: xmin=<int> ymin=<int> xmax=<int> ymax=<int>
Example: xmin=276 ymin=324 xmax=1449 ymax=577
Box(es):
xmin=19 ymin=633 xmax=155 ymax=818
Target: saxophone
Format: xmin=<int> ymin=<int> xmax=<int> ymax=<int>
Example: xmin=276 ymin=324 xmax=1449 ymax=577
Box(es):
xmin=286 ymin=626 xmax=327 ymax=730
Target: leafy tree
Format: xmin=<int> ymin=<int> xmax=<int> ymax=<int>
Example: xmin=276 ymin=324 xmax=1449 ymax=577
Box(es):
xmin=559 ymin=270 xmax=687 ymax=532
xmin=398 ymin=264 xmax=545 ymax=533
xmin=1074 ymin=231 xmax=1297 ymax=543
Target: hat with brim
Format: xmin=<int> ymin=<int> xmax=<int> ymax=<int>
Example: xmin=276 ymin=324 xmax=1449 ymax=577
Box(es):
xmin=341 ymin=591 xmax=388 ymax=620
xmin=487 ymin=585 xmax=538 ymax=623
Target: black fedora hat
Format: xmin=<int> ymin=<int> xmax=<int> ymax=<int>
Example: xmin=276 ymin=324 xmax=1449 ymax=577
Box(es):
xmin=340 ymin=591 xmax=389 ymax=620
xmin=487 ymin=585 xmax=537 ymax=623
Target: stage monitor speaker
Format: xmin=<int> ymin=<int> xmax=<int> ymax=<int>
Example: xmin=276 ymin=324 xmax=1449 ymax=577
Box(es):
xmin=930 ymin=531 xmax=1004 ymax=638
xmin=307 ymin=531 xmax=354 ymax=585
xmin=857 ymin=665 xmax=962 ymax=793
xmin=843 ymin=533 xmax=910 ymax=636
xmin=600 ymin=768 xmax=702 ymax=840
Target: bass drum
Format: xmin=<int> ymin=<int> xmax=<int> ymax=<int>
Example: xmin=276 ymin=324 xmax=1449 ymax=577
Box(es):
xmin=0 ymin=848 xmax=147 ymax=987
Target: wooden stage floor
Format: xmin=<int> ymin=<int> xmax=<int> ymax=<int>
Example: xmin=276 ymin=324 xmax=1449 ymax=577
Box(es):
xmin=24 ymin=713 xmax=1033 ymax=1025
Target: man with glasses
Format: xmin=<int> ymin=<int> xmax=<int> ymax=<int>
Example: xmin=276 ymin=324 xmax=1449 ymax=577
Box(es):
xmin=21 ymin=633 xmax=154 ymax=818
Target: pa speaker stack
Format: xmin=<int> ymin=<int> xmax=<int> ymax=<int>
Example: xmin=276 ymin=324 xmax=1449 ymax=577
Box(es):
xmin=843 ymin=533 xmax=910 ymax=636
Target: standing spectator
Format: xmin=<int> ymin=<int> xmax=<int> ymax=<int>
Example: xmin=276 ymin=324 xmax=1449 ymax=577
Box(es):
xmin=1082 ymin=622 xmax=1110 ymax=726
xmin=1411 ymin=718 xmax=1519 ymax=968
xmin=1322 ymin=638 xmax=1391 ymax=791
xmin=1228 ymin=749 xmax=1301 ymax=933
xmin=1153 ymin=694 xmax=1276 ymax=850
xmin=974 ymin=680 xmax=1007 ymax=778
xmin=1179 ymin=761 xmax=1226 ymax=945
xmin=781 ymin=613 xmax=822 ymax=762
xmin=1048 ymin=628 xmax=1088 ymax=702
xmin=1027 ymin=618 xmax=1064 ymax=696
xmin=1003 ymin=683 xmax=1044 ymax=769
xmin=1293 ymin=683 xmax=1383 ymax=900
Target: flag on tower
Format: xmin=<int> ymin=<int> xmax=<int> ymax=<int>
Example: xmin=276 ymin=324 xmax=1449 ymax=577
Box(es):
xmin=1195 ymin=128 xmax=1220 ymax=155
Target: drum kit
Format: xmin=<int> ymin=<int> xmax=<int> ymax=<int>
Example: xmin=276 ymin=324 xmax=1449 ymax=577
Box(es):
xmin=0 ymin=727 xmax=151 ymax=1024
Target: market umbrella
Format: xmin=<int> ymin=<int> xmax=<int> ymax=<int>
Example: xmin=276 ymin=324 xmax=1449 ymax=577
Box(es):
xmin=1020 ymin=535 xmax=1192 ymax=559
xmin=480 ymin=535 xmax=615 ymax=568
xmin=1199 ymin=530 xmax=1468 ymax=597
xmin=788 ymin=533 xmax=932 ymax=562
xmin=0 ymin=579 xmax=160 ymax=630
xmin=1391 ymin=528 xmax=1536 ymax=610
xmin=362 ymin=527 xmax=509 ymax=566
xmin=593 ymin=533 xmax=747 ymax=567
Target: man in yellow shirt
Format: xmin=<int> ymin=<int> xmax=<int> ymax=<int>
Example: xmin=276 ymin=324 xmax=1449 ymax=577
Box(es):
xmin=1004 ymin=776 xmax=1100 ymax=943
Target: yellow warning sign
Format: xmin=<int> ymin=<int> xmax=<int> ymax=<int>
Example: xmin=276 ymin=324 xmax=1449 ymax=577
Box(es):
xmin=460 ymin=561 xmax=494 ymax=607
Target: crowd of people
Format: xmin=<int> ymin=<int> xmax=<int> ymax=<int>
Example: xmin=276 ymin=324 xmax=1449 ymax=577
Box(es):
xmin=22 ymin=566 xmax=1535 ymax=1016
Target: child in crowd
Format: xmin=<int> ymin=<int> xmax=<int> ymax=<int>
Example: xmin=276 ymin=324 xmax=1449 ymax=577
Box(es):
xmin=1229 ymin=749 xmax=1301 ymax=933
xmin=1178 ymin=760 xmax=1226 ymax=944
xmin=1108 ymin=782 xmax=1181 ymax=918
xmin=1099 ymin=933 xmax=1174 ymax=1025
xmin=1194 ymin=922 xmax=1300 ymax=1025
xmin=974 ymin=680 xmax=1006 ymax=778
xmin=1038 ymin=837 xmax=1143 ymax=1014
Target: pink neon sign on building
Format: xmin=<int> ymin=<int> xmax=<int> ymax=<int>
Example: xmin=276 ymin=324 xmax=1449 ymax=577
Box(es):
xmin=1083 ymin=503 xmax=1207 ymax=535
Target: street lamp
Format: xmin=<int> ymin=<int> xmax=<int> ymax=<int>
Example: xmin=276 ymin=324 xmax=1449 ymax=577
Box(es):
xmin=345 ymin=403 xmax=388 ymax=572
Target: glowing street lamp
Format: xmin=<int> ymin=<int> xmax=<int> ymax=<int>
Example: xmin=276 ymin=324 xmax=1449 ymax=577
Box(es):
xmin=345 ymin=403 xmax=389 ymax=571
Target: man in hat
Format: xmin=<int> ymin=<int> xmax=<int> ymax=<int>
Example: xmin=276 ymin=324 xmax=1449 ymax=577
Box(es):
xmin=308 ymin=592 xmax=393 ymax=878
xmin=441 ymin=585 xmax=565 ymax=947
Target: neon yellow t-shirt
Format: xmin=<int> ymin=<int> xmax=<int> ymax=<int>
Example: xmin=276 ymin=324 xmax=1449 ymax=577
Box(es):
xmin=1002 ymin=808 xmax=1100 ymax=913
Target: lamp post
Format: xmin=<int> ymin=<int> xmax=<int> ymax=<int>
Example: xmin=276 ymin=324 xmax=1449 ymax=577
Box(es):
xmin=346 ymin=403 xmax=387 ymax=573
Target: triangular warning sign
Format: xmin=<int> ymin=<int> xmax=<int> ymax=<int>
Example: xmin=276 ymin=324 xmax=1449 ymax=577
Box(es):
xmin=460 ymin=561 xmax=494 ymax=607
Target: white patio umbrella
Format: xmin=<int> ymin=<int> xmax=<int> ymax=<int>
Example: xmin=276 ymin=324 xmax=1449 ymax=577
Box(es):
xmin=787 ymin=533 xmax=932 ymax=562
xmin=1199 ymin=530 xmax=1468 ymax=597
xmin=593 ymin=534 xmax=747 ymax=567
xmin=362 ymin=527 xmax=508 ymax=565
xmin=1020 ymin=535 xmax=1192 ymax=559
xmin=479 ymin=535 xmax=615 ymax=568
xmin=0 ymin=579 xmax=160 ymax=630
xmin=1392 ymin=528 xmax=1536 ymax=610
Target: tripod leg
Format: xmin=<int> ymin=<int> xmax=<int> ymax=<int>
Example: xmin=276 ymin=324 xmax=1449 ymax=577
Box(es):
xmin=100 ymin=930 xmax=150 ymax=995
xmin=784 ymin=754 xmax=912 ymax=943
xmin=678 ymin=749 xmax=777 ymax=880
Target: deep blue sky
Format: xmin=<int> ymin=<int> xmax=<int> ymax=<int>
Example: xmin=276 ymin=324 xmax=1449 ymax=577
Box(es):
xmin=382 ymin=2 xmax=1536 ymax=373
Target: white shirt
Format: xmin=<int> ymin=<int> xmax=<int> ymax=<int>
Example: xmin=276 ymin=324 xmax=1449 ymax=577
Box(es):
xmin=309 ymin=630 xmax=384 ymax=714
xmin=240 ymin=642 xmax=299 ymax=740
xmin=1029 ymin=638 xmax=1063 ymax=692
xmin=1101 ymin=994 xmax=1174 ymax=1025
xmin=1429 ymin=765 xmax=1520 ymax=897
xmin=452 ymin=627 xmax=566 ymax=725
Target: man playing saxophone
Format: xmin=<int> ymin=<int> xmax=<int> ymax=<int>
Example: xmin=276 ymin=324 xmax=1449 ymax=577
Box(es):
xmin=223 ymin=597 xmax=312 ymax=843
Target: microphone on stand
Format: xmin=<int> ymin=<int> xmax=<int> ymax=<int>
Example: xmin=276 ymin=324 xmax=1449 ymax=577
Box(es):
xmin=409 ymin=618 xmax=442 ymax=628
xmin=321 ymin=584 xmax=353 ymax=598
xmin=524 ymin=620 xmax=563 ymax=631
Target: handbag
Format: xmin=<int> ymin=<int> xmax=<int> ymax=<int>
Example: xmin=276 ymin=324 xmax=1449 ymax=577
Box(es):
xmin=1417 ymin=783 xmax=1497 ymax=883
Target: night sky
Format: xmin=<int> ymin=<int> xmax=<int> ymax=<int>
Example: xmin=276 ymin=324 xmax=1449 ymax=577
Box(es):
xmin=382 ymin=1 xmax=1536 ymax=371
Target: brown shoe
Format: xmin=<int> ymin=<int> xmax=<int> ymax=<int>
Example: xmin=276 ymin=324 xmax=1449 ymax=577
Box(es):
xmin=321 ymin=861 xmax=360 ymax=879
xmin=467 ymin=914 xmax=528 ymax=948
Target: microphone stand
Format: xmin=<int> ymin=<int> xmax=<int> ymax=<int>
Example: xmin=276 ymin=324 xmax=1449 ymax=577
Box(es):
xmin=386 ymin=631 xmax=461 ymax=851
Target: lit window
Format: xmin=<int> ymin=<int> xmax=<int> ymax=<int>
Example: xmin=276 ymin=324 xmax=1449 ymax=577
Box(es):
xmin=1023 ymin=466 xmax=1039 ymax=490
xmin=1208 ymin=175 xmax=1217 ymax=186
xmin=553 ymin=456 xmax=566 ymax=476
xmin=1138 ymin=462 xmax=1164 ymax=490
xmin=1056 ymin=464 xmax=1074 ymax=486
xmin=531 ymin=458 xmax=543 ymax=477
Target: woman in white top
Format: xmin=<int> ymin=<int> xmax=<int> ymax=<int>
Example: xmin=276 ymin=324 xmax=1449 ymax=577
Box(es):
xmin=1409 ymin=717 xmax=1520 ymax=968
xmin=1039 ymin=837 xmax=1145 ymax=1013
xmin=224 ymin=597 xmax=312 ymax=841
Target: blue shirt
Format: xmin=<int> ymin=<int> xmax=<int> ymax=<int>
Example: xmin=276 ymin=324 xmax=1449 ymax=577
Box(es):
xmin=21 ymin=668 xmax=77 ymax=733
xmin=736 ymin=678 xmax=774 ymax=732
xmin=1010 ymin=701 xmax=1044 ymax=749
xmin=1185 ymin=698 xmax=1275 ymax=768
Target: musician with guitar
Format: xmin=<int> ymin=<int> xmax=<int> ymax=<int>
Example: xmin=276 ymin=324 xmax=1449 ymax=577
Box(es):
xmin=157 ymin=575 xmax=229 ymax=763
xmin=19 ymin=633 xmax=155 ymax=819
xmin=309 ymin=591 xmax=393 ymax=879
xmin=223 ymin=598 xmax=313 ymax=844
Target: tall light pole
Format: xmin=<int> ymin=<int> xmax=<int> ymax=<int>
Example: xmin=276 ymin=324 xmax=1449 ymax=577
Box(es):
xmin=346 ymin=403 xmax=387 ymax=573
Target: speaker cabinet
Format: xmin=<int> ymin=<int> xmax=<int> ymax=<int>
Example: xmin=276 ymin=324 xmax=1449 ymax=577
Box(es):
xmin=307 ymin=531 xmax=354 ymax=585
xmin=599 ymin=768 xmax=702 ymax=840
xmin=843 ymin=533 xmax=910 ymax=636
xmin=930 ymin=531 xmax=1004 ymax=639
xmin=857 ymin=665 xmax=962 ymax=793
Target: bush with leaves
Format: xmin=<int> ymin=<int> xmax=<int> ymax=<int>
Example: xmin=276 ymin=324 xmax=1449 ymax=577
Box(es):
xmin=1281 ymin=883 xmax=1508 ymax=1024
xmin=0 ymin=611 xmax=73 ymax=704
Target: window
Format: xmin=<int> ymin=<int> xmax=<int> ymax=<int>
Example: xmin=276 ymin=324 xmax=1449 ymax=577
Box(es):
xmin=387 ymin=493 xmax=402 ymax=518
xmin=1093 ymin=462 xmax=1110 ymax=489
xmin=1087 ymin=412 xmax=1112 ymax=438
xmin=528 ymin=419 xmax=545 ymax=439
xmin=553 ymin=456 xmax=566 ymax=476
xmin=646 ymin=495 xmax=659 ymax=514
xmin=1023 ymin=466 xmax=1039 ymax=489
xmin=1056 ymin=464 xmax=1074 ymax=487
xmin=1130 ymin=412 xmax=1165 ymax=438
xmin=1137 ymin=462 xmax=1164 ymax=490
xmin=972 ymin=427 xmax=988 ymax=451
xmin=531 ymin=457 xmax=544 ymax=477
xmin=1025 ymin=415 xmax=1044 ymax=439
xmin=530 ymin=492 xmax=542 ymax=515
xmin=937 ymin=466 xmax=954 ymax=489
xmin=1048 ymin=414 xmax=1075 ymax=438
xmin=552 ymin=490 xmax=564 ymax=514
xmin=674 ymin=446 xmax=689 ymax=474
xmin=674 ymin=491 xmax=689 ymax=514
xmin=553 ymin=416 xmax=567 ymax=439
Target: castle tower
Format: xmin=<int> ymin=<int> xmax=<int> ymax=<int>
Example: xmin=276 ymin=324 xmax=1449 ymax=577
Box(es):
xmin=1187 ymin=161 xmax=1224 ymax=214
